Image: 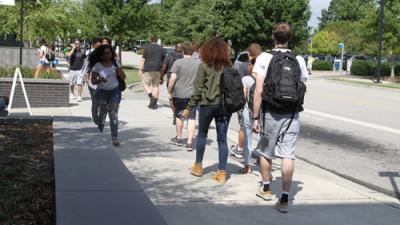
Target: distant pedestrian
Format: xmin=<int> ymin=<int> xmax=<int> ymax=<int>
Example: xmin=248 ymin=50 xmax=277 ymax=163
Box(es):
xmin=139 ymin=36 xmax=164 ymax=109
xmin=252 ymin=23 xmax=308 ymax=213
xmin=239 ymin=43 xmax=262 ymax=174
xmin=83 ymin=38 xmax=102 ymax=125
xmin=182 ymin=37 xmax=232 ymax=184
xmin=168 ymin=42 xmax=199 ymax=150
xmin=68 ymin=40 xmax=86 ymax=102
xmin=34 ymin=38 xmax=50 ymax=79
xmin=48 ymin=42 xmax=56 ymax=69
xmin=160 ymin=43 xmax=183 ymax=125
xmin=89 ymin=45 xmax=126 ymax=146
xmin=307 ymin=56 xmax=315 ymax=75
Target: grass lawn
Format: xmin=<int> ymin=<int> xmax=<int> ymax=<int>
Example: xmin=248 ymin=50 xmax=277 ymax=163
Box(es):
xmin=124 ymin=68 xmax=141 ymax=85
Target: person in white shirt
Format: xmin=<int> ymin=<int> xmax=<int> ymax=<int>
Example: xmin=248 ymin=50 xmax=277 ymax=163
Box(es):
xmin=252 ymin=23 xmax=308 ymax=213
xmin=34 ymin=38 xmax=50 ymax=79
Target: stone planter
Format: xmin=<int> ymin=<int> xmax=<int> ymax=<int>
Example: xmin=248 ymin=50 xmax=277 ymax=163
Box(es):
xmin=0 ymin=78 xmax=69 ymax=108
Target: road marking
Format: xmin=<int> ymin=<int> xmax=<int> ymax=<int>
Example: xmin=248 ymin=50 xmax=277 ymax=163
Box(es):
xmin=304 ymin=109 xmax=400 ymax=135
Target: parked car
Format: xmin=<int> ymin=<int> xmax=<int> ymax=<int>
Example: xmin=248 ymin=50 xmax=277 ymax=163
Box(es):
xmin=233 ymin=51 xmax=248 ymax=70
xmin=130 ymin=40 xmax=146 ymax=52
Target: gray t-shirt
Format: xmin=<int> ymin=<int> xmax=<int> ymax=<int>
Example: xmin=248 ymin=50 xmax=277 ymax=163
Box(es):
xmin=143 ymin=43 xmax=163 ymax=72
xmin=170 ymin=58 xmax=200 ymax=98
xmin=92 ymin=62 xmax=119 ymax=91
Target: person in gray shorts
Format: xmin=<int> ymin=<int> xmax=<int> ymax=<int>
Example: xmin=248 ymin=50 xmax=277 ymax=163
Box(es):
xmin=252 ymin=23 xmax=308 ymax=213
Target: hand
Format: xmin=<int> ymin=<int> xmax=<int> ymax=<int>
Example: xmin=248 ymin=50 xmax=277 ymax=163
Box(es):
xmin=168 ymin=92 xmax=172 ymax=100
xmin=160 ymin=78 xmax=164 ymax=85
xmin=100 ymin=77 xmax=107 ymax=83
xmin=182 ymin=109 xmax=190 ymax=118
xmin=252 ymin=120 xmax=261 ymax=134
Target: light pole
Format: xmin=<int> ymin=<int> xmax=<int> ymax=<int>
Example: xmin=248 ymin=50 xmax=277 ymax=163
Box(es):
xmin=19 ymin=0 xmax=24 ymax=66
xmin=376 ymin=0 xmax=384 ymax=83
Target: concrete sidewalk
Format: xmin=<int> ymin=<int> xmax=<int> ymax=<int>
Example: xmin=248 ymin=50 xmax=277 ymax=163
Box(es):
xmin=25 ymin=85 xmax=400 ymax=225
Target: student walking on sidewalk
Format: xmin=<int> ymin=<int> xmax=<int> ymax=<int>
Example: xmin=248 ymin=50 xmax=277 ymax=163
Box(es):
xmin=252 ymin=23 xmax=308 ymax=213
xmin=168 ymin=43 xmax=199 ymax=150
xmin=182 ymin=37 xmax=232 ymax=184
xmin=89 ymin=45 xmax=126 ymax=146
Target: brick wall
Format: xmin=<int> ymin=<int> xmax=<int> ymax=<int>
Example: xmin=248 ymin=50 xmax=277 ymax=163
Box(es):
xmin=0 ymin=78 xmax=69 ymax=108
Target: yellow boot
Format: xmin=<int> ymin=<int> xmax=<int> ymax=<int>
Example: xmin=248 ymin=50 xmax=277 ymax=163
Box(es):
xmin=190 ymin=163 xmax=203 ymax=177
xmin=212 ymin=170 xmax=227 ymax=183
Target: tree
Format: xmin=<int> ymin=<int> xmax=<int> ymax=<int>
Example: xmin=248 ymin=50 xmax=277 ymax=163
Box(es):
xmin=311 ymin=31 xmax=341 ymax=55
xmin=318 ymin=0 xmax=374 ymax=30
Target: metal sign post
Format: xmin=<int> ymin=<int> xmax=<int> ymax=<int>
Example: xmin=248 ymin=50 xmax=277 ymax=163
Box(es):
xmin=339 ymin=43 xmax=345 ymax=73
xmin=8 ymin=67 xmax=32 ymax=115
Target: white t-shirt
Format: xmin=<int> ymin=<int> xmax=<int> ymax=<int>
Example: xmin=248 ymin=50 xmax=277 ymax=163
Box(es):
xmin=253 ymin=50 xmax=308 ymax=82
xmin=91 ymin=62 xmax=119 ymax=91
xmin=40 ymin=45 xmax=49 ymax=63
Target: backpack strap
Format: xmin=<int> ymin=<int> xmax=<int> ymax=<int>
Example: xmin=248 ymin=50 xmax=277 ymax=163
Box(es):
xmin=278 ymin=113 xmax=295 ymax=142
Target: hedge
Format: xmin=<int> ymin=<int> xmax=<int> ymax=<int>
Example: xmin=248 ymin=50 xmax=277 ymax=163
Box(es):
xmin=350 ymin=61 xmax=391 ymax=76
xmin=395 ymin=64 xmax=400 ymax=76
xmin=313 ymin=60 xmax=332 ymax=71
xmin=0 ymin=66 xmax=61 ymax=79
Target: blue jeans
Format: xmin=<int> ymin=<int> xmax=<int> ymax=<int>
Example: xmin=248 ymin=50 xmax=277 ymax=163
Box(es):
xmin=95 ymin=87 xmax=121 ymax=138
xmin=243 ymin=107 xmax=257 ymax=165
xmin=196 ymin=105 xmax=231 ymax=170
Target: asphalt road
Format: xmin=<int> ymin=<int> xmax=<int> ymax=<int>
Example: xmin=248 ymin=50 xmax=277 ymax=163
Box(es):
xmin=230 ymin=72 xmax=400 ymax=199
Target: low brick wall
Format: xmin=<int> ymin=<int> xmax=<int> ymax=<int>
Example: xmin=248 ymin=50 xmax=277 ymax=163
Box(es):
xmin=0 ymin=78 xmax=69 ymax=108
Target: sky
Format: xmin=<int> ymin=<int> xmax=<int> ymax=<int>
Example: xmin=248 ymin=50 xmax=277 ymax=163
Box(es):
xmin=309 ymin=0 xmax=331 ymax=28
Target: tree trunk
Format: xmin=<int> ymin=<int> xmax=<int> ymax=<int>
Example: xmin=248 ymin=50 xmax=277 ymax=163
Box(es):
xmin=391 ymin=64 xmax=395 ymax=78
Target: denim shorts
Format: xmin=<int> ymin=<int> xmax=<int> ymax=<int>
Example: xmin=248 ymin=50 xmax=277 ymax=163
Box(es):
xmin=254 ymin=111 xmax=300 ymax=160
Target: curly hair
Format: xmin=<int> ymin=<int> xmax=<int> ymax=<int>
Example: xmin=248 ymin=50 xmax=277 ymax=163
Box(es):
xmin=88 ymin=45 xmax=116 ymax=69
xmin=200 ymin=37 xmax=231 ymax=70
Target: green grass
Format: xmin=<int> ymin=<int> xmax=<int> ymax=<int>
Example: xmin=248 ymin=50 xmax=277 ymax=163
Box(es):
xmin=332 ymin=78 xmax=400 ymax=90
xmin=124 ymin=68 xmax=141 ymax=85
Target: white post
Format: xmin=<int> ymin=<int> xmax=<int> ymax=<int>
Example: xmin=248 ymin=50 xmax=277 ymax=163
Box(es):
xmin=7 ymin=67 xmax=32 ymax=115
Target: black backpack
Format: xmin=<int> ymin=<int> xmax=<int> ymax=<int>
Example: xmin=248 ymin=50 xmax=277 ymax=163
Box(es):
xmin=262 ymin=51 xmax=306 ymax=114
xmin=220 ymin=67 xmax=246 ymax=113
xmin=45 ymin=50 xmax=55 ymax=62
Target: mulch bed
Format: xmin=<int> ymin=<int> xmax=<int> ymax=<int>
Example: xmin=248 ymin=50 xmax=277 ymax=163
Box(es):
xmin=0 ymin=122 xmax=55 ymax=225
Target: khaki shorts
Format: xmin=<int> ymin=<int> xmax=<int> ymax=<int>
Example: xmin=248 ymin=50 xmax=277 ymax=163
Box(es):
xmin=142 ymin=71 xmax=160 ymax=86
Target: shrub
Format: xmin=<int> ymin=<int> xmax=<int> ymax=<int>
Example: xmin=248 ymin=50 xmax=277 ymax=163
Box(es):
xmin=351 ymin=61 xmax=390 ymax=76
xmin=136 ymin=48 xmax=144 ymax=55
xmin=0 ymin=66 xmax=34 ymax=78
xmin=40 ymin=70 xmax=61 ymax=79
xmin=395 ymin=64 xmax=400 ymax=76
xmin=313 ymin=60 xmax=332 ymax=71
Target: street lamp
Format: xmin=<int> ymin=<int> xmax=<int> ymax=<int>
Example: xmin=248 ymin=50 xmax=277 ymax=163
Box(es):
xmin=376 ymin=0 xmax=384 ymax=83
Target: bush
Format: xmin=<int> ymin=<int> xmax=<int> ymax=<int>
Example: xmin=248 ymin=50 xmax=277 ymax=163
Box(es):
xmin=0 ymin=66 xmax=34 ymax=78
xmin=136 ymin=48 xmax=144 ymax=55
xmin=351 ymin=61 xmax=390 ymax=76
xmin=313 ymin=60 xmax=332 ymax=71
xmin=40 ymin=70 xmax=61 ymax=79
xmin=395 ymin=64 xmax=400 ymax=76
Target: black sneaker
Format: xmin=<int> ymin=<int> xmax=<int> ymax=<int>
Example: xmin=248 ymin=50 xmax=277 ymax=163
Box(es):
xmin=275 ymin=199 xmax=289 ymax=213
xmin=170 ymin=137 xmax=183 ymax=146
xmin=97 ymin=123 xmax=104 ymax=133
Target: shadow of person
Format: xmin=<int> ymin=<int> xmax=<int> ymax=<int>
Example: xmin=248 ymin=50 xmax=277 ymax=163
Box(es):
xmin=268 ymin=177 xmax=304 ymax=200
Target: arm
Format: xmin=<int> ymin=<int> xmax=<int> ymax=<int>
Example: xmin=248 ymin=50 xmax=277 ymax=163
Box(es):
xmin=91 ymin=72 xmax=102 ymax=84
xmin=139 ymin=58 xmax=145 ymax=75
xmin=160 ymin=63 xmax=168 ymax=84
xmin=67 ymin=46 xmax=75 ymax=57
xmin=167 ymin=73 xmax=177 ymax=99
xmin=185 ymin=65 xmax=206 ymax=112
xmin=252 ymin=72 xmax=265 ymax=133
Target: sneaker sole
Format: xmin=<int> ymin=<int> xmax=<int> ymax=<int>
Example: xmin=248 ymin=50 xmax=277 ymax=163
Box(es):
xmin=256 ymin=193 xmax=272 ymax=201
xmin=274 ymin=205 xmax=288 ymax=213
xmin=190 ymin=172 xmax=202 ymax=177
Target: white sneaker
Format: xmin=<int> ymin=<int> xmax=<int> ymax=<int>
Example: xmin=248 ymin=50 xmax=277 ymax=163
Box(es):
xmin=77 ymin=96 xmax=82 ymax=102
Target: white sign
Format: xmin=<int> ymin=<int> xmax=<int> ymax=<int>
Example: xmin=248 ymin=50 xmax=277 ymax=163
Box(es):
xmin=8 ymin=67 xmax=32 ymax=116
xmin=0 ymin=0 xmax=15 ymax=6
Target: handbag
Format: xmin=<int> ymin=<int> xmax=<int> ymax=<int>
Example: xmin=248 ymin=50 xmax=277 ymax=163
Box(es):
xmin=113 ymin=61 xmax=126 ymax=91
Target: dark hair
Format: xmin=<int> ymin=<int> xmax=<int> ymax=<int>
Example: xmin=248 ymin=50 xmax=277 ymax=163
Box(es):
xmin=248 ymin=43 xmax=262 ymax=58
xmin=102 ymin=37 xmax=111 ymax=46
xmin=182 ymin=42 xmax=193 ymax=55
xmin=175 ymin=43 xmax=182 ymax=53
xmin=88 ymin=45 xmax=116 ymax=68
xmin=250 ymin=57 xmax=256 ymax=65
xmin=272 ymin=22 xmax=293 ymax=44
xmin=200 ymin=37 xmax=231 ymax=70
xmin=39 ymin=38 xmax=46 ymax=46
xmin=150 ymin=36 xmax=158 ymax=43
